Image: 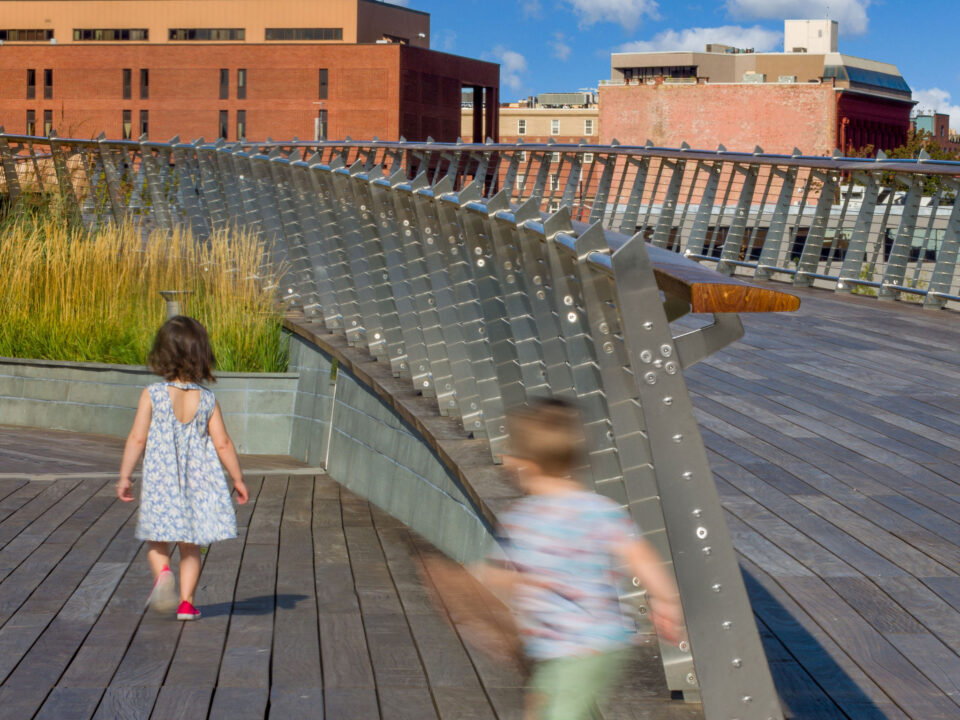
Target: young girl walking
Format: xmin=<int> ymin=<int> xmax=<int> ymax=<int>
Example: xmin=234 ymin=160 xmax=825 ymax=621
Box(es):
xmin=117 ymin=316 xmax=249 ymax=620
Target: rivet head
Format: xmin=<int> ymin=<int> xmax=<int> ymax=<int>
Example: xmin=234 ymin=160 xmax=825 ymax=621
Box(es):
xmin=685 ymin=672 xmax=697 ymax=685
xmin=696 ymin=527 xmax=708 ymax=539
xmin=732 ymin=658 xmax=742 ymax=668
xmin=702 ymin=545 xmax=712 ymax=555
xmin=477 ymin=258 xmax=486 ymax=267
xmin=644 ymin=372 xmax=657 ymax=385
xmin=640 ymin=350 xmax=653 ymax=363
xmin=722 ymin=621 xmax=733 ymax=630
xmin=422 ymin=380 xmax=430 ymax=388
xmin=536 ymin=290 xmax=546 ymax=300
xmin=506 ymin=274 xmax=515 ymax=284
xmin=692 ymin=508 xmax=702 ymax=518
xmin=631 ymin=576 xmax=642 ymax=587
xmin=682 ymin=471 xmax=693 ymax=480
xmin=712 ymin=583 xmax=722 ymax=593
xmin=660 ymin=344 xmax=673 ymax=357
xmin=403 ymin=219 xmax=410 ymax=226
xmin=474 ymin=246 xmax=483 ymax=255
xmin=563 ymin=295 xmax=574 ymax=306
xmin=653 ymin=358 xmax=663 ymax=369
xmin=665 ymin=361 xmax=678 ymax=375
xmin=424 ymin=227 xmax=432 ymax=235
xmin=663 ymin=396 xmax=673 ymax=406
xmin=598 ymin=322 xmax=610 ymax=334
xmin=743 ymin=696 xmax=752 ymax=704
xmin=672 ymin=433 xmax=683 ymax=443
xmin=643 ymin=321 xmax=654 ymax=330
xmin=603 ymin=342 xmax=614 ymax=354
xmin=678 ymin=640 xmax=689 ymax=652
xmin=504 ymin=261 xmax=513 ymax=270
xmin=567 ymin=312 xmax=577 ymax=323
xmin=533 ymin=275 xmax=542 ymax=285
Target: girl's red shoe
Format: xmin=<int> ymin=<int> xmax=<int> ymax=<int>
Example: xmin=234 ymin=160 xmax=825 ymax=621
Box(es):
xmin=176 ymin=601 xmax=201 ymax=621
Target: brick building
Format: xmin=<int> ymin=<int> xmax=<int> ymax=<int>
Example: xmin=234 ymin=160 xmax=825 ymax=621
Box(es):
xmin=0 ymin=0 xmax=498 ymax=142
xmin=601 ymin=20 xmax=913 ymax=157
xmin=913 ymin=113 xmax=960 ymax=155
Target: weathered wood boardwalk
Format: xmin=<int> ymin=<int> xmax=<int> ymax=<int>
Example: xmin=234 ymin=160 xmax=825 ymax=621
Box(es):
xmin=0 ymin=286 xmax=959 ymax=719
xmin=0 ymin=427 xmax=690 ymax=720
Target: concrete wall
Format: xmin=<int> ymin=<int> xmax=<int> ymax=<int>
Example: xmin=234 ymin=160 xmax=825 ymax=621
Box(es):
xmin=288 ymin=333 xmax=494 ymax=563
xmin=0 ymin=356 xmax=297 ymax=454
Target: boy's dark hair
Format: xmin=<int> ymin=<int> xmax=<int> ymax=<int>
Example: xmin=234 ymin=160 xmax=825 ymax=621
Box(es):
xmin=148 ymin=315 xmax=216 ymax=383
xmin=506 ymin=398 xmax=586 ymax=476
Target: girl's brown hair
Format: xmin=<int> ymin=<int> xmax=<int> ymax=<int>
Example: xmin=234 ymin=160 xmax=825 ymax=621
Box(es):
xmin=148 ymin=316 xmax=216 ymax=383
xmin=506 ymin=398 xmax=586 ymax=476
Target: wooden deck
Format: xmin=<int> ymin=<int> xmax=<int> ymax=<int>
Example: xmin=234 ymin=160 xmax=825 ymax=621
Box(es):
xmin=0 ymin=428 xmax=691 ymax=720
xmin=0 ymin=286 xmax=959 ymax=719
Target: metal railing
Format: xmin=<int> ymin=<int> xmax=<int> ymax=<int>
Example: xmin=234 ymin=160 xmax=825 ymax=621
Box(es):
xmin=8 ymin=131 xmax=925 ymax=720
xmin=4 ymin=131 xmax=960 ymax=309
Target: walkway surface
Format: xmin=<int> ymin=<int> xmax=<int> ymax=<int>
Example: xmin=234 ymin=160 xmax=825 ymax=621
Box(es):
xmin=0 ymin=286 xmax=959 ymax=719
xmin=0 ymin=427 xmax=689 ymax=720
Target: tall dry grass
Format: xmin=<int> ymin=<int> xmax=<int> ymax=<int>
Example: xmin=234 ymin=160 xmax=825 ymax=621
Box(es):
xmin=0 ymin=217 xmax=288 ymax=372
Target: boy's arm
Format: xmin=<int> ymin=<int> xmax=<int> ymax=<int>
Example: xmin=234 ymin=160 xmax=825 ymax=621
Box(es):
xmin=117 ymin=388 xmax=152 ymax=501
xmin=208 ymin=402 xmax=249 ymax=504
xmin=619 ymin=537 xmax=685 ymax=645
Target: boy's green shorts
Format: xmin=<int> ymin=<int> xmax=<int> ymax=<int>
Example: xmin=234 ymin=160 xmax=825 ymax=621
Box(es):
xmin=528 ymin=646 xmax=632 ymax=720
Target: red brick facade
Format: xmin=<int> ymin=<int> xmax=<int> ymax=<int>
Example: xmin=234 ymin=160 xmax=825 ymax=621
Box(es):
xmin=0 ymin=44 xmax=498 ymax=142
xmin=600 ymin=79 xmax=911 ymax=157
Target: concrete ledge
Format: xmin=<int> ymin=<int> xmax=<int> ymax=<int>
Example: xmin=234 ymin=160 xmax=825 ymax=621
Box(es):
xmin=0 ymin=356 xmax=298 ymax=455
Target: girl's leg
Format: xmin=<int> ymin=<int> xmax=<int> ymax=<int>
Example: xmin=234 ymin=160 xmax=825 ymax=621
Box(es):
xmin=147 ymin=541 xmax=171 ymax=578
xmin=178 ymin=543 xmax=202 ymax=604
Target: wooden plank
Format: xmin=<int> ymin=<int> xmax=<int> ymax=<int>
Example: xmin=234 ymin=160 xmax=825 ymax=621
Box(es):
xmin=318 ymin=612 xmax=375 ymax=689
xmin=379 ymin=687 xmax=439 ymax=720
xmin=150 ymin=686 xmax=214 ymax=720
xmin=324 ymin=688 xmax=380 ymax=719
xmin=208 ymin=687 xmax=269 ymax=720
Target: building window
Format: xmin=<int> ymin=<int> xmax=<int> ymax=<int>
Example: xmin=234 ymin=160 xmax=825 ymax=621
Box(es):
xmin=583 ymin=153 xmax=594 ymax=163
xmin=316 ymin=109 xmax=327 ymax=141
xmin=265 ymin=28 xmax=342 ymax=41
xmin=122 ymin=110 xmax=131 ymax=139
xmin=0 ymin=29 xmax=54 ymax=42
xmin=43 ymin=69 xmax=52 ymax=99
xmin=515 ymin=173 xmax=525 ymax=190
xmin=549 ymin=200 xmax=561 ymax=213
xmin=517 ymin=118 xmax=526 ymax=135
xmin=549 ymin=174 xmax=559 ymax=191
xmin=236 ymin=110 xmax=246 ymax=140
xmin=43 ymin=109 xmax=52 ymax=136
xmin=73 ymin=28 xmax=149 ymax=41
xmin=168 ymin=28 xmax=245 ymax=41
xmin=519 ymin=150 xmax=527 ymax=162
xmin=139 ymin=69 xmax=149 ymax=99
xmin=25 ymin=110 xmax=35 ymax=135
xmin=584 ymin=118 xmax=594 ymax=135
xmin=122 ymin=68 xmax=131 ymax=99
xmin=219 ymin=69 xmax=229 ymax=100
xmin=318 ymin=68 xmax=328 ymax=99
xmin=551 ymin=118 xmax=560 ymax=135
xmin=219 ymin=110 xmax=228 ymax=139
xmin=139 ymin=109 xmax=148 ymax=137
xmin=26 ymin=69 xmax=35 ymax=99
xmin=551 ymin=151 xmax=560 ymax=163
xmin=237 ymin=68 xmax=247 ymax=99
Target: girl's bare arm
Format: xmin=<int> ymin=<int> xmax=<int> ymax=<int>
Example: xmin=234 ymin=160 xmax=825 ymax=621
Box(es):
xmin=117 ymin=388 xmax=152 ymax=501
xmin=208 ymin=402 xmax=249 ymax=504
xmin=620 ymin=538 xmax=685 ymax=645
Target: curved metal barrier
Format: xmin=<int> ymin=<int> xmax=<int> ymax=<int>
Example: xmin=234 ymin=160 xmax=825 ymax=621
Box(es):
xmin=3 ymin=132 xmax=896 ymax=720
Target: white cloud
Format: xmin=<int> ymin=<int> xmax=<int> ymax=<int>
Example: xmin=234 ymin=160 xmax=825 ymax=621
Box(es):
xmin=550 ymin=32 xmax=572 ymax=61
xmin=562 ymin=0 xmax=660 ymax=31
xmin=491 ymin=46 xmax=529 ymax=93
xmin=617 ymin=25 xmax=782 ymax=53
xmin=726 ymin=0 xmax=870 ymax=35
xmin=522 ymin=0 xmax=543 ymax=18
xmin=434 ymin=29 xmax=457 ymax=53
xmin=913 ymin=88 xmax=960 ymax=132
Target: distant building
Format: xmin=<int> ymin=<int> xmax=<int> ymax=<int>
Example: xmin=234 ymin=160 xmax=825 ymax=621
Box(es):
xmin=0 ymin=0 xmax=498 ymax=142
xmin=600 ymin=19 xmax=913 ymax=156
xmin=912 ymin=112 xmax=960 ymax=154
xmin=461 ymin=92 xmax=598 ymax=209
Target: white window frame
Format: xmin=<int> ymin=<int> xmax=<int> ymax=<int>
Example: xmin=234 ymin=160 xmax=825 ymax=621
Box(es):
xmin=516 ymin=172 xmax=526 ymax=190
xmin=584 ymin=118 xmax=594 ymax=135
xmin=517 ymin=118 xmax=526 ymax=135
xmin=549 ymin=173 xmax=559 ymax=191
xmin=583 ymin=152 xmax=594 ymax=163
xmin=519 ymin=150 xmax=527 ymax=162
xmin=549 ymin=200 xmax=561 ymax=213
xmin=551 ymin=118 xmax=560 ymax=135
xmin=551 ymin=151 xmax=561 ymax=163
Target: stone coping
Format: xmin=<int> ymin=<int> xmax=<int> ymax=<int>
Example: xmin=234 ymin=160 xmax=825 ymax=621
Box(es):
xmin=0 ymin=354 xmax=298 ymax=380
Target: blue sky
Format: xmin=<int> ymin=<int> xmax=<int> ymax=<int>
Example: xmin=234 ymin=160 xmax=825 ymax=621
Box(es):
xmin=395 ymin=0 xmax=960 ymax=130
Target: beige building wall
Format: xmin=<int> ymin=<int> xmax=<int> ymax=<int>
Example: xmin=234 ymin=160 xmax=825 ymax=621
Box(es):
xmin=462 ymin=106 xmax=598 ymax=141
xmin=0 ymin=0 xmax=429 ymax=46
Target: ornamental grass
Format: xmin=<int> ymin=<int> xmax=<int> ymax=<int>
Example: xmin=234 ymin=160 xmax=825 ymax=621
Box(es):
xmin=0 ymin=214 xmax=288 ymax=373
